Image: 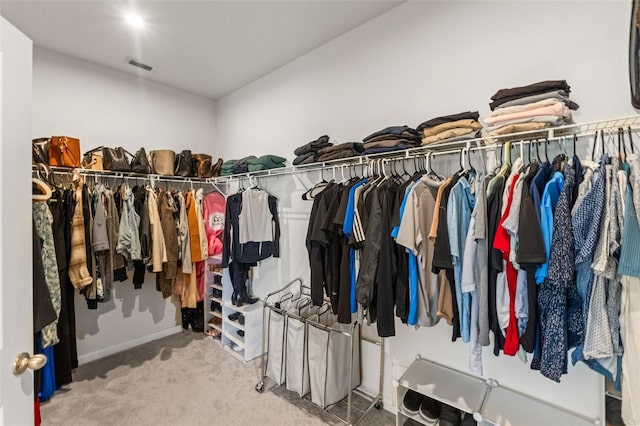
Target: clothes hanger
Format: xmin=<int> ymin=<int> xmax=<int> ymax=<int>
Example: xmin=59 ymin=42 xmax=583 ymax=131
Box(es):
xmin=499 ymin=141 xmax=512 ymax=177
xmin=32 ymin=178 xmax=52 ymax=202
xmin=618 ymin=127 xmax=627 ymax=163
xmin=466 ymin=147 xmax=477 ymax=177
xmin=590 ymin=131 xmax=599 ymax=161
xmin=627 ymin=127 xmax=636 ymax=156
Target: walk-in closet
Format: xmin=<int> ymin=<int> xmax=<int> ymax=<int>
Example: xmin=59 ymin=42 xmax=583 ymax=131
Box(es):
xmin=1 ymin=1 xmax=639 ymax=425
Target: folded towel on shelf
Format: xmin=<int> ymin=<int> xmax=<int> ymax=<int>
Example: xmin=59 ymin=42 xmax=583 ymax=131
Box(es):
xmin=247 ymin=154 xmax=287 ymax=169
xmin=294 ymin=135 xmax=332 ymax=156
xmin=416 ymin=111 xmax=480 ymax=133
xmin=421 ymin=119 xmax=483 ymax=137
xmin=317 ymin=142 xmax=364 ymax=162
xmin=422 ymin=130 xmax=481 ymax=146
xmin=489 ymin=80 xmax=571 ymax=110
xmin=362 ymin=145 xmax=412 ymax=156
xmin=363 ymin=138 xmax=420 ymax=150
xmin=363 ymin=125 xmax=419 ymax=142
xmin=484 ymin=115 xmax=567 ymax=133
xmin=486 ymin=122 xmax=552 ymax=136
xmin=293 ymin=152 xmax=317 ymax=165
xmin=484 ymin=102 xmax=572 ymax=126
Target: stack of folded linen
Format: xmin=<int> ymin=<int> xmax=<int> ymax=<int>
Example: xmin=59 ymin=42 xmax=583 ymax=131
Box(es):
xmin=416 ymin=111 xmax=482 ymax=146
xmin=221 ymin=155 xmax=287 ymax=175
xmin=246 ymin=155 xmax=286 ymax=172
xmin=361 ymin=125 xmax=421 ymax=155
xmin=485 ymin=80 xmax=579 ymax=136
xmin=316 ymin=142 xmax=364 ymax=162
xmin=293 ymin=135 xmax=333 ymax=165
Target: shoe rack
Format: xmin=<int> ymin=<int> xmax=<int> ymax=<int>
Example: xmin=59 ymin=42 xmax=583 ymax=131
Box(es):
xmin=394 ymin=356 xmax=598 ymax=426
xmin=218 ymin=265 xmax=264 ymax=362
xmin=205 ymin=256 xmax=224 ymax=339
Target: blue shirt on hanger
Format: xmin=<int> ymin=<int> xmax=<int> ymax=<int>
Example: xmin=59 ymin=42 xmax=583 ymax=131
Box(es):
xmin=343 ymin=179 xmax=368 ymax=313
xmin=535 ymin=171 xmax=565 ymax=284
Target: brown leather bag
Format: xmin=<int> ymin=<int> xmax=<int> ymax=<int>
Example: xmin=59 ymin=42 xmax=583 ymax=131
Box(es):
xmin=193 ymin=153 xmax=213 ymax=178
xmin=49 ymin=136 xmax=81 ymax=168
xmin=149 ymin=150 xmax=176 ymax=176
xmin=82 ymin=153 xmax=103 ymax=170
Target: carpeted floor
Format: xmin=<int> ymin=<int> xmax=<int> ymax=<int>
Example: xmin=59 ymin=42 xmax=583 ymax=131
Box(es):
xmin=40 ymin=332 xmax=394 ymax=426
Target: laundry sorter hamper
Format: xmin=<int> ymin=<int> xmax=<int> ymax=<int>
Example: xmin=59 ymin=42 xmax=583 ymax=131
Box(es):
xmin=285 ymin=299 xmax=318 ymax=397
xmin=264 ymin=293 xmax=296 ymax=386
xmin=307 ymin=312 xmax=361 ymax=408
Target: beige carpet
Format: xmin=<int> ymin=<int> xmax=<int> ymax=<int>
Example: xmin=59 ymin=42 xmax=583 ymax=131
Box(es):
xmin=40 ymin=332 xmax=394 ymax=426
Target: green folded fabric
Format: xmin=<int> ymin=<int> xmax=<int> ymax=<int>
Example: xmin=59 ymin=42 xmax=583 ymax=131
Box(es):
xmin=248 ymin=164 xmax=266 ymax=172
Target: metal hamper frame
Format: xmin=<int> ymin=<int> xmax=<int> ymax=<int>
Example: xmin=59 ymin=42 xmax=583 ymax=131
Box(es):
xmin=255 ymin=278 xmax=385 ymax=426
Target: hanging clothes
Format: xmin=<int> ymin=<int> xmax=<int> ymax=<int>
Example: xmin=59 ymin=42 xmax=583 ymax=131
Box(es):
xmin=116 ymin=185 xmax=141 ymax=263
xmin=48 ymin=190 xmax=78 ymax=386
xmin=68 ymin=180 xmax=92 ymax=289
xmin=156 ymin=189 xmax=179 ymax=299
xmin=203 ymin=191 xmax=225 ymax=257
xmin=147 ymin=187 xmax=168 ymax=272
xmin=33 ymin=202 xmax=61 ymax=348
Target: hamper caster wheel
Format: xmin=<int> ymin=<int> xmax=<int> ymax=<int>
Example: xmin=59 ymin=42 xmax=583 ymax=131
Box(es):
xmin=374 ymin=401 xmax=383 ymax=410
xmin=256 ymin=382 xmax=264 ymax=393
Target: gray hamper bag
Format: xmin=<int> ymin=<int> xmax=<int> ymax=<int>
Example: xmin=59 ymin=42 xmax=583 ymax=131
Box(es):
xmin=307 ymin=316 xmax=361 ymax=408
xmin=265 ymin=306 xmax=288 ymax=386
xmin=285 ymin=301 xmax=316 ymax=397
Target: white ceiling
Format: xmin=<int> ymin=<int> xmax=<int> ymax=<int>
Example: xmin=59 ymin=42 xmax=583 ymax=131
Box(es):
xmin=1 ymin=0 xmax=402 ymax=99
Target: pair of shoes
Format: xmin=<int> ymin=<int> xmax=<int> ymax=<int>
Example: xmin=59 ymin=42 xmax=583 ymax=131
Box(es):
xmin=228 ymin=312 xmax=245 ymax=325
xmin=235 ymin=291 xmax=258 ymax=307
xmin=229 ymin=343 xmax=243 ymax=353
xmin=439 ymin=404 xmax=462 ymax=426
xmin=208 ymin=317 xmax=221 ymax=325
xmin=231 ymin=290 xmax=238 ymax=306
xmin=210 ymin=300 xmax=221 ymax=312
xmin=205 ymin=329 xmax=220 ymax=338
xmin=402 ymin=389 xmax=423 ymax=415
xmin=419 ymin=396 xmax=442 ymax=425
xmin=210 ymin=289 xmax=222 ymax=299
xmin=237 ymin=330 xmax=245 ymax=338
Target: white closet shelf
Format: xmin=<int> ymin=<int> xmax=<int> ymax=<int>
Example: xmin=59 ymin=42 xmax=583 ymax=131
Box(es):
xmin=209 ymin=295 xmax=223 ymax=305
xmin=222 ymin=344 xmax=245 ymax=362
xmin=206 ymin=116 xmax=640 ymax=184
xmin=396 ymin=357 xmax=599 ymax=426
xmin=209 ymin=311 xmax=222 ymax=319
xmin=224 ymin=317 xmax=245 ymax=331
xmin=225 ymin=300 xmax=263 ymax=315
xmin=209 ymin=283 xmax=223 ymax=291
xmin=208 ymin=322 xmax=222 ymax=333
xmin=224 ymin=331 xmax=245 ymax=348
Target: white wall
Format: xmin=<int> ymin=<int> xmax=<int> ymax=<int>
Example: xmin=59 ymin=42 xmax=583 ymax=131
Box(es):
xmin=215 ymin=0 xmax=635 ymax=420
xmin=32 ymin=47 xmax=217 ymax=363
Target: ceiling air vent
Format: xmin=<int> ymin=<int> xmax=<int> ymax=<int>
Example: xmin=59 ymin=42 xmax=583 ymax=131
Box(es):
xmin=125 ymin=57 xmax=154 ymax=72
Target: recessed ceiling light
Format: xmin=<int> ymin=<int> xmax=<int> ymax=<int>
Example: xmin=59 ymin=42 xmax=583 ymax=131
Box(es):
xmin=125 ymin=12 xmax=144 ymax=29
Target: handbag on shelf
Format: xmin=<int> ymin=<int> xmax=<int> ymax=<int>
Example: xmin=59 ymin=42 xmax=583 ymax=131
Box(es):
xmin=212 ymin=157 xmax=223 ymax=177
xmin=149 ymin=149 xmax=176 ymax=176
xmin=32 ymin=138 xmax=50 ymax=165
xmin=174 ymin=150 xmax=195 ymax=177
xmin=82 ymin=147 xmax=103 ymax=170
xmin=131 ymin=147 xmax=151 ymax=174
xmin=193 ymin=153 xmax=214 ymax=178
xmin=102 ymin=147 xmax=133 ymax=172
xmin=48 ymin=136 xmax=81 ymax=168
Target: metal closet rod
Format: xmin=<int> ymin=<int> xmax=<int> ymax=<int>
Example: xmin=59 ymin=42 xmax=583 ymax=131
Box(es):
xmin=33 ymin=165 xmax=229 ymax=194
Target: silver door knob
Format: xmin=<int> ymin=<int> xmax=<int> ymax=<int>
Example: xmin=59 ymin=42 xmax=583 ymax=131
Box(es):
xmin=12 ymin=352 xmax=47 ymax=375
